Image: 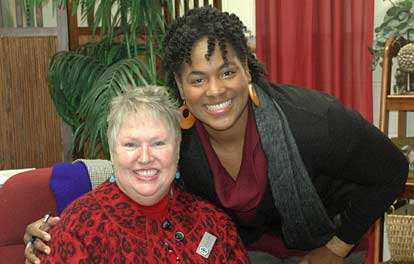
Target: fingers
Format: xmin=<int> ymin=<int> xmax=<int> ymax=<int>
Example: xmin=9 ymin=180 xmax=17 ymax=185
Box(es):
xmin=24 ymin=215 xmax=60 ymax=264
xmin=24 ymin=238 xmax=50 ymax=264
xmin=24 ymin=216 xmax=60 ymax=243
xmin=33 ymin=237 xmax=51 ymax=254
xmin=45 ymin=216 xmax=60 ymax=230
xmin=24 ymin=241 xmax=41 ymax=264
xmin=24 ymin=232 xmax=33 ymax=245
xmin=25 ymin=223 xmax=50 ymax=243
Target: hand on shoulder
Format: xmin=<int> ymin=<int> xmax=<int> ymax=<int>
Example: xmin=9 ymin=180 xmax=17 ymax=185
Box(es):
xmin=23 ymin=215 xmax=60 ymax=264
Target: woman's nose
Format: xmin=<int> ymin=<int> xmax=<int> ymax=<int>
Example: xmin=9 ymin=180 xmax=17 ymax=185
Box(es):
xmin=139 ymin=145 xmax=152 ymax=163
xmin=205 ymin=78 xmax=225 ymax=97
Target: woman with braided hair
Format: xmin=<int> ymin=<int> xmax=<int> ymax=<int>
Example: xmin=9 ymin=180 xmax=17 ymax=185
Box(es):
xmin=24 ymin=6 xmax=408 ymax=264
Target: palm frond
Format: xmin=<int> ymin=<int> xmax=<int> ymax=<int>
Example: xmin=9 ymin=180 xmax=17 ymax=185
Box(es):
xmin=45 ymin=0 xmax=173 ymax=159
xmin=75 ymin=58 xmax=153 ymax=157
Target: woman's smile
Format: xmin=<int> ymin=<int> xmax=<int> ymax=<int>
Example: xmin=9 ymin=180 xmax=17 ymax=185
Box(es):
xmin=205 ymin=99 xmax=233 ymax=114
xmin=133 ymin=169 xmax=159 ymax=180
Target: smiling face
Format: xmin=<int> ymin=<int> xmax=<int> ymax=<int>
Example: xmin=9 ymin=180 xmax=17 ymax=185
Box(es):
xmin=175 ymin=37 xmax=251 ymax=135
xmin=110 ymin=112 xmax=178 ymax=206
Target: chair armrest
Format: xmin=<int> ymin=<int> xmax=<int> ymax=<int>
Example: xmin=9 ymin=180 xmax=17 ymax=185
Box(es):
xmin=0 ymin=168 xmax=57 ymax=246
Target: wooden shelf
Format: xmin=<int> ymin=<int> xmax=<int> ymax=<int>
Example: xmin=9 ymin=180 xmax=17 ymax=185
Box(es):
xmin=376 ymin=37 xmax=414 ymax=264
xmin=403 ymin=176 xmax=414 ymax=199
xmin=386 ymin=95 xmax=414 ymax=110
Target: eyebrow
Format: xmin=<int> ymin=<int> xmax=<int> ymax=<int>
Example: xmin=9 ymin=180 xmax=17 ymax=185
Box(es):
xmin=187 ymin=62 xmax=237 ymax=76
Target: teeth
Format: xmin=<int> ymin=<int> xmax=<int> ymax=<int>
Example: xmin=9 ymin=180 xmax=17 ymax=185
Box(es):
xmin=134 ymin=169 xmax=157 ymax=177
xmin=206 ymin=99 xmax=232 ymax=111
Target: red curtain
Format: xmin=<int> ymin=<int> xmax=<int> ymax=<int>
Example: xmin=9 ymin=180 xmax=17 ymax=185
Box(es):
xmin=255 ymin=1 xmax=375 ymax=263
xmin=255 ymin=0 xmax=374 ymax=122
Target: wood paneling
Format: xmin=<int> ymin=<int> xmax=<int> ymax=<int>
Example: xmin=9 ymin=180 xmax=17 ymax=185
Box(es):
xmin=0 ymin=36 xmax=63 ymax=169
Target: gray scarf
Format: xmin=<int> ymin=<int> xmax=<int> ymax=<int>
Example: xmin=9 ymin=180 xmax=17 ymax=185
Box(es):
xmin=252 ymin=83 xmax=335 ymax=249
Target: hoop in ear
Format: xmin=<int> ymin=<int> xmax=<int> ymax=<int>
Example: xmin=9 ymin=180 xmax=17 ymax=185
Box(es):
xmin=178 ymin=102 xmax=195 ymax=129
xmin=248 ymin=83 xmax=260 ymax=107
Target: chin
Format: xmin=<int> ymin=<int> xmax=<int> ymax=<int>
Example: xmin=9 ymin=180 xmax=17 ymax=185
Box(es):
xmin=206 ymin=119 xmax=237 ymax=131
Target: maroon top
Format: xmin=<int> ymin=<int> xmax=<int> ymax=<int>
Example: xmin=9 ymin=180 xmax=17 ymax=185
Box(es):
xmin=195 ymin=104 xmax=267 ymax=223
xmin=195 ymin=103 xmax=368 ymax=258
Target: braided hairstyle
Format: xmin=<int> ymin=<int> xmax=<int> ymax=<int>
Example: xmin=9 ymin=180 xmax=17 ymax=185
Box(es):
xmin=162 ymin=6 xmax=267 ymax=101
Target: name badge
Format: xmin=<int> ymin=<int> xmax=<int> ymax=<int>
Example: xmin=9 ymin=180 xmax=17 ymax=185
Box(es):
xmin=196 ymin=232 xmax=217 ymax=259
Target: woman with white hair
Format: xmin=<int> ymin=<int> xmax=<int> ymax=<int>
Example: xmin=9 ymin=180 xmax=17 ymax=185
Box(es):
xmin=37 ymin=85 xmax=251 ymax=263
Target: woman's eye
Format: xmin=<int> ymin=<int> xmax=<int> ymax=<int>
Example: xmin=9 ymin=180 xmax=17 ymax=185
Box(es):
xmin=152 ymin=141 xmax=165 ymax=147
xmin=191 ymin=78 xmax=204 ymax=85
xmin=223 ymin=70 xmax=235 ymax=78
xmin=124 ymin=142 xmax=136 ymax=148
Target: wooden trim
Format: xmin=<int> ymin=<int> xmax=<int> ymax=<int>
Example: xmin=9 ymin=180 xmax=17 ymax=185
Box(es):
xmin=67 ymin=1 xmax=79 ymax=50
xmin=397 ymin=111 xmax=407 ymax=138
xmin=184 ymin=0 xmax=190 ymax=13
xmin=373 ymin=219 xmax=383 ymax=264
xmin=385 ymin=95 xmax=414 ymax=110
xmin=78 ymin=27 xmax=100 ymax=36
xmin=56 ymin=3 xmax=72 ymax=161
xmin=87 ymin=8 xmax=94 ymax=27
xmin=164 ymin=4 xmax=171 ymax=25
xmin=36 ymin=6 xmax=44 ymax=27
xmin=213 ymin=0 xmax=222 ymax=10
xmin=0 ymin=27 xmax=57 ymax=37
xmin=379 ymin=37 xmax=395 ymax=134
xmin=175 ymin=0 xmax=180 ymax=19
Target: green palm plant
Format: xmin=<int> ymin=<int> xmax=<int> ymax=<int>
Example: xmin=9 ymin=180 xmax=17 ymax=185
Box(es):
xmin=47 ymin=0 xmax=172 ymax=158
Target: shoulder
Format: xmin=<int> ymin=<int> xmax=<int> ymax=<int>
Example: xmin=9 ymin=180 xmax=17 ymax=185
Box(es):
xmin=257 ymin=78 xmax=340 ymax=118
xmin=56 ymin=182 xmax=112 ymax=230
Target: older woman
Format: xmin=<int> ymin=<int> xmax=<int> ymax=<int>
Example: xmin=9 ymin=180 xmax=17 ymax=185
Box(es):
xmin=36 ymin=86 xmax=251 ymax=263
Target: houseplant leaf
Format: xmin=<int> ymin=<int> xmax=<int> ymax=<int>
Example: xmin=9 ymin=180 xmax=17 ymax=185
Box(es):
xmin=76 ymin=57 xmax=153 ymax=157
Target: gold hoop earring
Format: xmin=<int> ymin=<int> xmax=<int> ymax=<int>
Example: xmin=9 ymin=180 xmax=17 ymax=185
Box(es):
xmin=178 ymin=102 xmax=195 ymax=129
xmin=248 ymin=83 xmax=260 ymax=107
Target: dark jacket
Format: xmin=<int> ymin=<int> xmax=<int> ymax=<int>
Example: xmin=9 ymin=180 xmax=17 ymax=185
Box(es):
xmin=179 ymin=78 xmax=408 ymax=247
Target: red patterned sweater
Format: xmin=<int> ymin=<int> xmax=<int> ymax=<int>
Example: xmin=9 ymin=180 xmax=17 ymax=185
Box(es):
xmin=40 ymin=180 xmax=251 ymax=263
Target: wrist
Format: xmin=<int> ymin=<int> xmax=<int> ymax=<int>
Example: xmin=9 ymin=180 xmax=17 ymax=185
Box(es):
xmin=325 ymin=235 xmax=354 ymax=258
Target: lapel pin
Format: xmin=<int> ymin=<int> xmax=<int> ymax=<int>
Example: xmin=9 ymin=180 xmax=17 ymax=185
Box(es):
xmin=196 ymin=232 xmax=217 ymax=259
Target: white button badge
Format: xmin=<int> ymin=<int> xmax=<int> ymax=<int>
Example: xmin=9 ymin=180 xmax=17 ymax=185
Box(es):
xmin=196 ymin=232 xmax=217 ymax=259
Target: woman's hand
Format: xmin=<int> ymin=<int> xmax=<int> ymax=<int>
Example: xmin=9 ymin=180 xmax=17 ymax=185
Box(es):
xmin=298 ymin=246 xmax=344 ymax=264
xmin=23 ymin=215 xmax=60 ymax=264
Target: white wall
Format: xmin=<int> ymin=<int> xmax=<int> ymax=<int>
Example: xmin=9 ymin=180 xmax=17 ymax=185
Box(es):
xmin=222 ymin=0 xmax=256 ymax=35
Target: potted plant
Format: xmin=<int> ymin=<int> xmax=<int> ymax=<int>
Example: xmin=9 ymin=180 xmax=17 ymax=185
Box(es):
xmin=47 ymin=0 xmax=172 ymax=158
xmin=371 ymin=0 xmax=414 ymax=69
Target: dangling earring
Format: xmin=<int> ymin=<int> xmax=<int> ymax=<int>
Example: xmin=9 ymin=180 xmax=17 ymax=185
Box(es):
xmin=248 ymin=83 xmax=260 ymax=107
xmin=178 ymin=101 xmax=195 ymax=129
xmin=175 ymin=171 xmax=181 ymax=180
xmin=109 ymin=175 xmax=116 ymax=183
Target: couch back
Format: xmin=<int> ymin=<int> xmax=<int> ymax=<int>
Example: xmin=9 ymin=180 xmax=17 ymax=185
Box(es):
xmin=0 ymin=168 xmax=57 ymax=262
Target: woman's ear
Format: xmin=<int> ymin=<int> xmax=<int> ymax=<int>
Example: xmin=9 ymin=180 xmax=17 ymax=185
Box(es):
xmin=174 ymin=73 xmax=185 ymax=100
xmin=242 ymin=60 xmax=252 ymax=82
